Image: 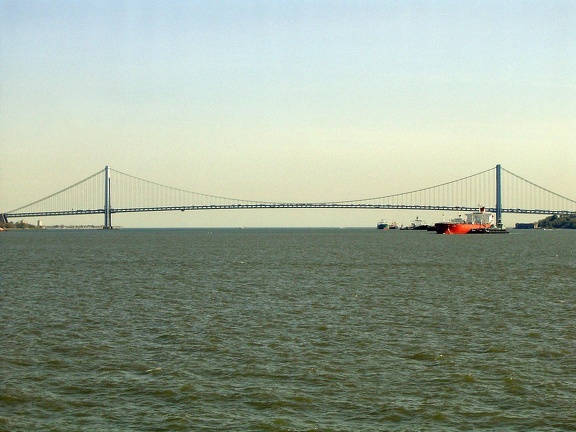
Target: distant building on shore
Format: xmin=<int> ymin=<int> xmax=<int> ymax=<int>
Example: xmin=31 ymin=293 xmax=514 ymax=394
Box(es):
xmin=515 ymin=222 xmax=537 ymax=229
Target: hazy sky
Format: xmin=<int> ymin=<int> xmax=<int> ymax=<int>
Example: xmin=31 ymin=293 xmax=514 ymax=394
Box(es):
xmin=1 ymin=0 xmax=575 ymax=227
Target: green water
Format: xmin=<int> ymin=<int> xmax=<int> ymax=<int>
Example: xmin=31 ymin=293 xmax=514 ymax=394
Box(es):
xmin=1 ymin=228 xmax=575 ymax=430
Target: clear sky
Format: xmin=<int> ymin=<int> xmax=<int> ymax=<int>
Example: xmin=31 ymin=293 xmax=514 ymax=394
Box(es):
xmin=1 ymin=0 xmax=575 ymax=227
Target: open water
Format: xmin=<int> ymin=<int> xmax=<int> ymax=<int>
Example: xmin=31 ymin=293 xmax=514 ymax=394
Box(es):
xmin=1 ymin=228 xmax=575 ymax=431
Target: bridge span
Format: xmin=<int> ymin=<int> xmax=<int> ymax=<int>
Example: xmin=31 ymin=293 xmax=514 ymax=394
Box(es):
xmin=3 ymin=164 xmax=576 ymax=228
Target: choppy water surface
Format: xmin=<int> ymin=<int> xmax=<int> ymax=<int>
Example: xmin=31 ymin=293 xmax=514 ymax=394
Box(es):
xmin=1 ymin=228 xmax=575 ymax=431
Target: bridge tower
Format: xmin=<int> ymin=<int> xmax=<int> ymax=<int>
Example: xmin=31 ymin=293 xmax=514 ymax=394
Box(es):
xmin=104 ymin=166 xmax=112 ymax=229
xmin=496 ymin=164 xmax=502 ymax=227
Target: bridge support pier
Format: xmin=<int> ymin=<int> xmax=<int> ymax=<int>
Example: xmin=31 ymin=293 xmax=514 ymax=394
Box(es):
xmin=496 ymin=164 xmax=502 ymax=227
xmin=104 ymin=166 xmax=112 ymax=229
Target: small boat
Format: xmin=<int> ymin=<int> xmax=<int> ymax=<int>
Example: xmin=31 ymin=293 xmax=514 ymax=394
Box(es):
xmin=468 ymin=227 xmax=509 ymax=234
xmin=377 ymin=220 xmax=389 ymax=229
xmin=411 ymin=216 xmax=429 ymax=230
xmin=435 ymin=207 xmax=495 ymax=234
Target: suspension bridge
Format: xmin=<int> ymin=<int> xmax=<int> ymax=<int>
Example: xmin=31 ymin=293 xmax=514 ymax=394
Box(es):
xmin=2 ymin=165 xmax=575 ymax=228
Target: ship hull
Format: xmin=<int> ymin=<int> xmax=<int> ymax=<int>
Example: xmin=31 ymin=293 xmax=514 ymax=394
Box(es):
xmin=435 ymin=222 xmax=492 ymax=235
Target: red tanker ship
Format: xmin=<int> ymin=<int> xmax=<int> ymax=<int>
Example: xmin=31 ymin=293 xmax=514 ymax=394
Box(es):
xmin=435 ymin=207 xmax=494 ymax=234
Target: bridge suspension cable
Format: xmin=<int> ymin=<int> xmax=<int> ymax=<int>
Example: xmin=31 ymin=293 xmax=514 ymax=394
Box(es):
xmin=110 ymin=168 xmax=280 ymax=210
xmin=500 ymin=167 xmax=576 ymax=214
xmin=327 ymin=167 xmax=496 ymax=211
xmin=7 ymin=169 xmax=106 ymax=217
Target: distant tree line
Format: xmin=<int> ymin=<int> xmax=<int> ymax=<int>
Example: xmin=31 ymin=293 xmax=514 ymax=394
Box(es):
xmin=537 ymin=214 xmax=576 ymax=229
xmin=0 ymin=220 xmax=39 ymax=229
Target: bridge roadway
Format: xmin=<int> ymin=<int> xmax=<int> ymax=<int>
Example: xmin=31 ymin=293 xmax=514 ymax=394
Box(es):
xmin=4 ymin=203 xmax=573 ymax=221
